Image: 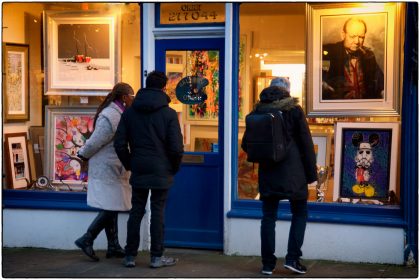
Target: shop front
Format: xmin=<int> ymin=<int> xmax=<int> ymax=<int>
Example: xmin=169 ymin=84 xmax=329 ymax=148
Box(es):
xmin=2 ymin=2 xmax=417 ymax=265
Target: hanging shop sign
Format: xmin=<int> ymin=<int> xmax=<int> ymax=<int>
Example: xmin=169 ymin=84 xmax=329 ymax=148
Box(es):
xmin=176 ymin=76 xmax=208 ymax=105
xmin=160 ymin=3 xmax=225 ymax=25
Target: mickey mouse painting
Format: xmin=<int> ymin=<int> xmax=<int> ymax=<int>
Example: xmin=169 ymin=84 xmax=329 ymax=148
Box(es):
xmin=351 ymin=132 xmax=380 ymax=197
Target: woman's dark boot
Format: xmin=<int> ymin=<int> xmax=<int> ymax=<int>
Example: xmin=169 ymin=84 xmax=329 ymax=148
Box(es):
xmin=75 ymin=211 xmax=108 ymax=261
xmin=105 ymin=212 xmax=125 ymax=258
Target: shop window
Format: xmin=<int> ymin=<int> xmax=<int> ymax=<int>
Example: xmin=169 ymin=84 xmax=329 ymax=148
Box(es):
xmin=2 ymin=2 xmax=141 ymax=195
xmin=236 ymin=3 xmax=402 ymax=207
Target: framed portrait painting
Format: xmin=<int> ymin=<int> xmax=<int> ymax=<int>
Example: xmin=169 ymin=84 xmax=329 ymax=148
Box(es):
xmin=4 ymin=133 xmax=31 ymax=189
xmin=43 ymin=11 xmax=120 ymax=96
xmin=45 ymin=106 xmax=97 ymax=186
xmin=306 ymin=3 xmax=404 ymax=116
xmin=3 ymin=43 xmax=29 ymax=122
xmin=332 ymin=122 xmax=399 ymax=201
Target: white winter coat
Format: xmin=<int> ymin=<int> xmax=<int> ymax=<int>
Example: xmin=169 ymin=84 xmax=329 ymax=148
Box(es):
xmin=78 ymin=102 xmax=131 ymax=211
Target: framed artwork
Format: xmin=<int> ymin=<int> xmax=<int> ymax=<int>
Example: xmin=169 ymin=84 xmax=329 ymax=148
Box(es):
xmin=194 ymin=137 xmax=218 ymax=152
xmin=4 ymin=133 xmax=31 ymax=189
xmin=43 ymin=11 xmax=120 ymax=96
xmin=184 ymin=50 xmax=220 ymax=125
xmin=3 ymin=43 xmax=29 ymax=122
xmin=45 ymin=106 xmax=96 ymax=185
xmin=28 ymin=126 xmax=45 ymax=178
xmin=238 ymin=33 xmax=252 ymax=124
xmin=306 ymin=3 xmax=404 ymax=116
xmin=238 ymin=144 xmax=259 ymax=200
xmin=333 ymin=122 xmax=399 ymax=201
xmin=312 ymin=133 xmax=331 ymax=167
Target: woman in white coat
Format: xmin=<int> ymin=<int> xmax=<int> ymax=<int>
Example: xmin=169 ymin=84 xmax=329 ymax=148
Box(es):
xmin=75 ymin=82 xmax=134 ymax=261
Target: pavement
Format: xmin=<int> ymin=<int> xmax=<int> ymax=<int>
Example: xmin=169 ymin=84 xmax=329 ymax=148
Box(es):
xmin=2 ymin=247 xmax=418 ymax=278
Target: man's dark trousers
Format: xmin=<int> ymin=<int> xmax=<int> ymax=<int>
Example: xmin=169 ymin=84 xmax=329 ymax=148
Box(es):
xmin=260 ymin=196 xmax=308 ymax=269
xmin=125 ymin=188 xmax=169 ymax=257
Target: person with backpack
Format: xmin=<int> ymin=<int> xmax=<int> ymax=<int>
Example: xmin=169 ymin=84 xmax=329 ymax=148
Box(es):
xmin=241 ymin=77 xmax=317 ymax=275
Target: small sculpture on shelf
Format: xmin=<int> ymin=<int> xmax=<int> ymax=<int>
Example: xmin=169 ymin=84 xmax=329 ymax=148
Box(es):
xmin=316 ymin=166 xmax=329 ymax=202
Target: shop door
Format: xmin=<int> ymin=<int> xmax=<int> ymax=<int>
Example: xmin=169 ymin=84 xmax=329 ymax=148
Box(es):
xmin=155 ymin=38 xmax=224 ymax=250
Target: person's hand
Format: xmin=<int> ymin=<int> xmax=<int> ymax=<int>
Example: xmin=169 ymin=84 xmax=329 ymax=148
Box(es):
xmin=76 ymin=151 xmax=88 ymax=161
xmin=322 ymin=81 xmax=335 ymax=93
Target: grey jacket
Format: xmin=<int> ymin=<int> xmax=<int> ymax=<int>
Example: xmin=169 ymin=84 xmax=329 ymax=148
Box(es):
xmin=78 ymin=102 xmax=131 ymax=211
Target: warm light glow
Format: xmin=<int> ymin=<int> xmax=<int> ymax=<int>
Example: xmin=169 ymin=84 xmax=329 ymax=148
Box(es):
xmin=260 ymin=61 xmax=305 ymax=103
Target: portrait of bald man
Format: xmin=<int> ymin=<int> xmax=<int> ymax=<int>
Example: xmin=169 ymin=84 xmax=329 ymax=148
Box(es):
xmin=321 ymin=16 xmax=385 ymax=100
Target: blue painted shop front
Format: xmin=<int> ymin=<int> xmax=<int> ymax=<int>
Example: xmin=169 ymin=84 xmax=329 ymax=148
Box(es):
xmin=155 ymin=38 xmax=225 ymax=249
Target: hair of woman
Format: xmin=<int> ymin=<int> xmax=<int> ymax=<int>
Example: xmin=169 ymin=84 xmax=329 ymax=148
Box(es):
xmin=93 ymin=82 xmax=134 ymax=129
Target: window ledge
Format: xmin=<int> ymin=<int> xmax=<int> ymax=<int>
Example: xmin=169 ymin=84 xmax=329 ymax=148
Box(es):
xmin=227 ymin=202 xmax=406 ymax=228
xmin=3 ymin=189 xmax=94 ymax=211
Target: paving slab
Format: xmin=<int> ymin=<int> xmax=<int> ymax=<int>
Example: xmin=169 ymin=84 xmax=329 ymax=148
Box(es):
xmin=2 ymin=247 xmax=418 ymax=278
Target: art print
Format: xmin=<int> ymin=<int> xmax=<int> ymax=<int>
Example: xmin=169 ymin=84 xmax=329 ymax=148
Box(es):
xmin=3 ymin=43 xmax=29 ymax=122
xmin=44 ymin=11 xmax=120 ymax=95
xmin=53 ymin=115 xmax=94 ymax=181
xmin=45 ymin=106 xmax=97 ymax=185
xmin=333 ymin=122 xmax=399 ymax=201
xmin=4 ymin=133 xmax=31 ymax=189
xmin=306 ymin=3 xmax=403 ymax=116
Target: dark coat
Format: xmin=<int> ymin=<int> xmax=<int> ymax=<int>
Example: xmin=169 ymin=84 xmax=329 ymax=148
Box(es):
xmin=114 ymin=88 xmax=184 ymax=189
xmin=322 ymin=41 xmax=384 ymax=99
xmin=242 ymin=96 xmax=317 ymax=200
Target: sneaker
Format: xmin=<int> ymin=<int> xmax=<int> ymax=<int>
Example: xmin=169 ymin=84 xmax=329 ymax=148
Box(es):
xmin=284 ymin=259 xmax=307 ymax=274
xmin=123 ymin=255 xmax=136 ymax=268
xmin=150 ymin=256 xmax=178 ymax=268
xmin=261 ymin=266 xmax=275 ymax=275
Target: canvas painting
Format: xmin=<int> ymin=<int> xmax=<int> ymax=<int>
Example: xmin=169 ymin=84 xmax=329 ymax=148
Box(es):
xmin=333 ymin=122 xmax=399 ymax=201
xmin=53 ymin=115 xmax=94 ymax=181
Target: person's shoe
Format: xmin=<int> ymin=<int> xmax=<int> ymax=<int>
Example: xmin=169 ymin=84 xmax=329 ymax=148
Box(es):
xmin=150 ymin=256 xmax=178 ymax=268
xmin=283 ymin=259 xmax=307 ymax=274
xmin=123 ymin=255 xmax=136 ymax=268
xmin=106 ymin=245 xmax=125 ymax=258
xmin=261 ymin=266 xmax=275 ymax=275
xmin=74 ymin=235 xmax=99 ymax=261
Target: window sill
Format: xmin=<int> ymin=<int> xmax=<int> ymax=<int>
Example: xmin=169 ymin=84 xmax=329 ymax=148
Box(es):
xmin=3 ymin=189 xmax=94 ymax=211
xmin=227 ymin=201 xmax=406 ymax=228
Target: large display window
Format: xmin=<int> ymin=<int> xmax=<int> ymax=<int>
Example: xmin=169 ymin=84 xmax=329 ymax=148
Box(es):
xmin=2 ymin=2 xmax=141 ymax=195
xmin=235 ymin=3 xmax=404 ymax=210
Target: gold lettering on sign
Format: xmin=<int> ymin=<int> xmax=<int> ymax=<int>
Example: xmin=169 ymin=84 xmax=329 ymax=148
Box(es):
xmin=160 ymin=3 xmax=225 ymax=25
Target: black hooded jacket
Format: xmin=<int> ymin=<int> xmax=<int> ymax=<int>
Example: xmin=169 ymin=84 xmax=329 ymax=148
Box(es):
xmin=114 ymin=88 xmax=184 ymax=189
xmin=242 ymin=92 xmax=317 ymax=200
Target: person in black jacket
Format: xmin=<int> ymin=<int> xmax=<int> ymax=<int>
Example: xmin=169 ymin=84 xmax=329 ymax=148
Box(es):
xmin=242 ymin=77 xmax=317 ymax=275
xmin=114 ymin=71 xmax=184 ymax=268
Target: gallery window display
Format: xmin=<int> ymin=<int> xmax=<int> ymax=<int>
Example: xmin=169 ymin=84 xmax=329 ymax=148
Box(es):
xmin=2 ymin=2 xmax=141 ymax=192
xmin=236 ymin=2 xmax=404 ymax=206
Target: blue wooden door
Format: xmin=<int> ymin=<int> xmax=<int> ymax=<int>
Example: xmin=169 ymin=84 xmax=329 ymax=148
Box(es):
xmin=155 ymin=38 xmax=224 ymax=249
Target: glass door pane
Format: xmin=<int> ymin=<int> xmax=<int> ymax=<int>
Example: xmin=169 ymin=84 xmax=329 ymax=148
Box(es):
xmin=165 ymin=50 xmax=220 ymax=152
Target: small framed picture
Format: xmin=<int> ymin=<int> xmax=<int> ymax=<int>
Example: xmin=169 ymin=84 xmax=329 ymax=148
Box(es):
xmin=333 ymin=122 xmax=399 ymax=201
xmin=3 ymin=43 xmax=30 ymax=122
xmin=4 ymin=133 xmax=32 ymax=189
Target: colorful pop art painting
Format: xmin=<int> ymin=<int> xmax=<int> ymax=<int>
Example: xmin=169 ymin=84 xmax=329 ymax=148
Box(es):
xmin=54 ymin=115 xmax=94 ymax=181
xmin=333 ymin=122 xmax=399 ymax=201
xmin=186 ymin=50 xmax=219 ymax=122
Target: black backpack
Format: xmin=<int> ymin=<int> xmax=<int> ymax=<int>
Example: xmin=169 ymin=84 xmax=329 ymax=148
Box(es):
xmin=242 ymin=110 xmax=289 ymax=163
